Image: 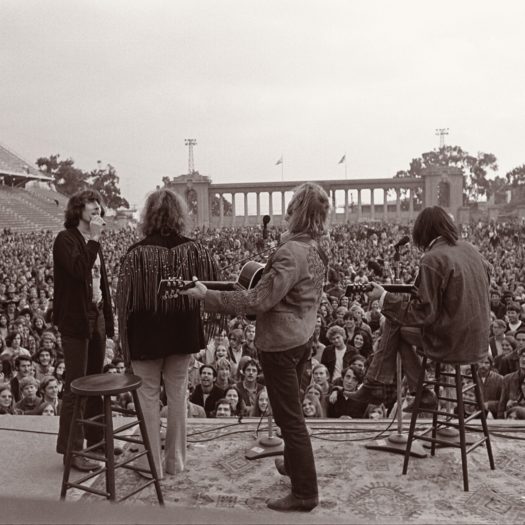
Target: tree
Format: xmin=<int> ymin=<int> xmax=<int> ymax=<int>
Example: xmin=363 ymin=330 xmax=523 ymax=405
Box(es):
xmin=36 ymin=154 xmax=87 ymax=196
xmin=395 ymin=146 xmax=498 ymax=203
xmin=505 ymin=164 xmax=525 ymax=188
xmin=87 ymin=163 xmax=130 ymax=209
xmin=36 ymin=155 xmax=129 ymax=209
xmin=211 ymin=194 xmax=233 ymax=216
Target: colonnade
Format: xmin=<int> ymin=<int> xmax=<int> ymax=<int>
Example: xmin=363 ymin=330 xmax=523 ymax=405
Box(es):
xmin=210 ymin=181 xmax=420 ymax=228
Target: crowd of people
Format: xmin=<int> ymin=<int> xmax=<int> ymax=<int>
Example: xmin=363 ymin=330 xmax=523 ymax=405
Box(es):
xmin=1 ymin=216 xmax=525 ymax=421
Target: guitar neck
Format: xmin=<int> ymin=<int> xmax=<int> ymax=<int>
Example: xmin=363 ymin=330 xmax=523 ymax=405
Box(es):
xmin=345 ymin=283 xmax=416 ymax=295
xmin=197 ymin=281 xmax=239 ymax=291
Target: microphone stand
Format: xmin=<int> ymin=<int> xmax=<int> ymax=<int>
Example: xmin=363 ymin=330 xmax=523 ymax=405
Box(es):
xmin=245 ymin=214 xmax=284 ymax=461
xmin=245 ymin=410 xmax=284 ymax=460
xmin=365 ymin=244 xmax=426 ymax=458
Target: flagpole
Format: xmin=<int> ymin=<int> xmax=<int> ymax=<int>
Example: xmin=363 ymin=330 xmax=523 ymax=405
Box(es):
xmin=345 ymin=158 xmax=347 ymax=179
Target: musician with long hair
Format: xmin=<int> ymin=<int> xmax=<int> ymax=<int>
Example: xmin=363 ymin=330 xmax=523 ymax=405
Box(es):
xmin=181 ymin=182 xmax=329 ymax=512
xmin=349 ymin=206 xmax=491 ymax=411
xmin=116 ymin=188 xmax=219 ymax=479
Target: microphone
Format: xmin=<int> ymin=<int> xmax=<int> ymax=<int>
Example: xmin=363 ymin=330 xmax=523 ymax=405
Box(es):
xmin=394 ymin=236 xmax=410 ymax=249
xmin=262 ymin=215 xmax=271 ymax=239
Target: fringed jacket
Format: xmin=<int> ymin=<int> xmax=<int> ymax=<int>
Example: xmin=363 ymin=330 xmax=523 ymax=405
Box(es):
xmin=116 ymin=232 xmax=219 ymax=364
xmin=204 ymin=233 xmax=327 ymax=353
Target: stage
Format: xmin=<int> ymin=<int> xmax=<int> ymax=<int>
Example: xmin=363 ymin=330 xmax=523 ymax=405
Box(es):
xmin=2 ymin=416 xmax=525 ymax=524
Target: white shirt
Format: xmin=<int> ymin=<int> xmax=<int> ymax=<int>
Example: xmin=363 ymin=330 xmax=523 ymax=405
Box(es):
xmin=333 ymin=346 xmax=346 ymax=381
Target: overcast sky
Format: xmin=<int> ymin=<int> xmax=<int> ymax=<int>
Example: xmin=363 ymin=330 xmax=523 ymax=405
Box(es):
xmin=2 ymin=0 xmax=525 ymax=208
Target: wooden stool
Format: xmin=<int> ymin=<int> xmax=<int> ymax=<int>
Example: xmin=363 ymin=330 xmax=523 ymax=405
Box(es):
xmin=60 ymin=373 xmax=164 ymax=504
xmin=402 ymin=357 xmax=495 ymax=491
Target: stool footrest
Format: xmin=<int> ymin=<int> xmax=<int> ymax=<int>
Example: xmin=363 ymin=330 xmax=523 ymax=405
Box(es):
xmin=118 ymin=479 xmax=157 ymax=503
xmin=65 ymin=481 xmax=110 ymax=498
xmin=466 ymin=438 xmax=489 ymax=455
xmin=111 ymin=406 xmax=138 ymax=417
xmin=116 ymin=435 xmax=144 ymax=445
xmin=64 ymin=465 xmax=105 ymax=485
xmin=437 ymin=396 xmax=478 ymax=406
xmin=411 ymin=433 xmax=485 ymax=450
xmin=73 ymin=450 xmax=107 ymax=462
xmin=113 ymin=420 xmax=142 ymax=434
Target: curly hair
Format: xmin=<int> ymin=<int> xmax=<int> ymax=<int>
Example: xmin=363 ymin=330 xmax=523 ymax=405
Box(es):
xmin=64 ymin=189 xmax=105 ymax=229
xmin=139 ymin=188 xmax=188 ymax=237
xmin=285 ymin=182 xmax=330 ymax=239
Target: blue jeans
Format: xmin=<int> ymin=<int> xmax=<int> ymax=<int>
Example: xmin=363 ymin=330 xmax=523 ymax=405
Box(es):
xmin=259 ymin=342 xmax=318 ymax=500
xmin=366 ymin=318 xmax=423 ymax=391
xmin=56 ymin=304 xmax=106 ymax=453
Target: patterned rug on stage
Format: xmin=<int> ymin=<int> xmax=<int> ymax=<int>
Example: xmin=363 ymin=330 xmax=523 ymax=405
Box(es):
xmin=80 ymin=421 xmax=525 ymax=524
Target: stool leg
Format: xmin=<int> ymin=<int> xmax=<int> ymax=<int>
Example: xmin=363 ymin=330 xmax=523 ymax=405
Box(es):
xmin=131 ymin=390 xmax=164 ymax=505
xmin=104 ymin=395 xmax=116 ymax=501
xmin=471 ymin=364 xmax=495 ymax=470
xmin=403 ymin=355 xmax=427 ymax=475
xmin=455 ymin=366 xmax=469 ymax=491
xmin=60 ymin=394 xmax=81 ymax=500
xmin=431 ymin=362 xmax=441 ymax=457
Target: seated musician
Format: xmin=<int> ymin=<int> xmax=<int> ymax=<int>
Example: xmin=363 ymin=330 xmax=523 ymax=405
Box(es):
xmin=349 ymin=206 xmax=492 ymax=412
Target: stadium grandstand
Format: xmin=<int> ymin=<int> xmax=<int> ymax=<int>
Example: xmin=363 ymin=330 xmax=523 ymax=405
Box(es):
xmin=0 ymin=143 xmax=67 ymax=232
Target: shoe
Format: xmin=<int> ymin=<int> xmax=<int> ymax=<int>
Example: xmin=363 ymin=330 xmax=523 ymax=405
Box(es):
xmin=267 ymin=493 xmax=318 ymax=512
xmin=347 ymin=381 xmax=385 ymax=405
xmin=403 ymin=388 xmax=438 ymax=413
xmin=67 ymin=456 xmax=100 ymax=472
xmin=275 ymin=457 xmax=288 ymax=476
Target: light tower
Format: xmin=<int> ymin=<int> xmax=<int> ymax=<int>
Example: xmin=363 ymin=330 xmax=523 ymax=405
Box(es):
xmin=435 ymin=128 xmax=449 ymax=149
xmin=184 ymin=138 xmax=197 ymax=174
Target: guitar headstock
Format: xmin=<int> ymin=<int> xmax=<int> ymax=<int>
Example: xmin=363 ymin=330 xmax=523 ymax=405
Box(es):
xmin=345 ymin=283 xmax=372 ymax=295
xmin=157 ymin=277 xmax=186 ymax=300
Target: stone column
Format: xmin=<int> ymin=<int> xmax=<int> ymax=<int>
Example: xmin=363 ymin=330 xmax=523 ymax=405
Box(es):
xmin=256 ymin=192 xmax=260 ymax=223
xmin=357 ymin=189 xmax=362 ymax=221
xmin=269 ymin=191 xmax=273 ymax=217
xmin=344 ymin=190 xmax=349 ymax=223
xmin=370 ymin=189 xmax=375 ymax=221
xmin=383 ymin=188 xmax=388 ymax=221
xmin=395 ymin=188 xmax=401 ymax=222
xmin=408 ymin=188 xmax=414 ymax=219
xmin=332 ymin=190 xmax=337 ymax=222
xmin=244 ymin=192 xmax=249 ymax=226
xmin=231 ymin=193 xmax=236 ymax=227
xmin=281 ymin=192 xmax=286 ymax=224
xmin=219 ymin=193 xmax=224 ymax=228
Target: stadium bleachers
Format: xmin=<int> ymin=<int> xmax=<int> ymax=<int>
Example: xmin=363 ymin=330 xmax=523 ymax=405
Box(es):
xmin=0 ymin=186 xmax=64 ymax=232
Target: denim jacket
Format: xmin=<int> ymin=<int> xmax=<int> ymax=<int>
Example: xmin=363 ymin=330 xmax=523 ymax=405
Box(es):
xmin=382 ymin=238 xmax=491 ymax=364
xmin=204 ymin=233 xmax=327 ymax=352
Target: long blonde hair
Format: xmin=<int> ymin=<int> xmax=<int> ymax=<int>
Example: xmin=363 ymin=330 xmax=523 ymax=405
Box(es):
xmin=285 ymin=182 xmax=330 ymax=239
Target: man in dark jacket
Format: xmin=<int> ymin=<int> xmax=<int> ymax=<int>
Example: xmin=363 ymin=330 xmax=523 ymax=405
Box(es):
xmin=54 ymin=189 xmax=114 ymax=471
xmin=350 ymin=206 xmax=491 ymax=411
xmin=190 ymin=365 xmax=225 ymax=417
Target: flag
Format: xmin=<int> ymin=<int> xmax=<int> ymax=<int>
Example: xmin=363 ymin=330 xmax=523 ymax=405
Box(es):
xmin=338 ymin=154 xmax=346 ymax=164
xmin=275 ymin=156 xmax=283 ymax=166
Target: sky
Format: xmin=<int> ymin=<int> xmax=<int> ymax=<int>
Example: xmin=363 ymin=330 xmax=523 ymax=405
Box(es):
xmin=2 ymin=0 xmax=525 ymax=209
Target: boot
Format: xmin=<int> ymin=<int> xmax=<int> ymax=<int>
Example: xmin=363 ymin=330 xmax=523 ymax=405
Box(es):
xmin=347 ymin=379 xmax=385 ymax=405
xmin=267 ymin=493 xmax=318 ymax=512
